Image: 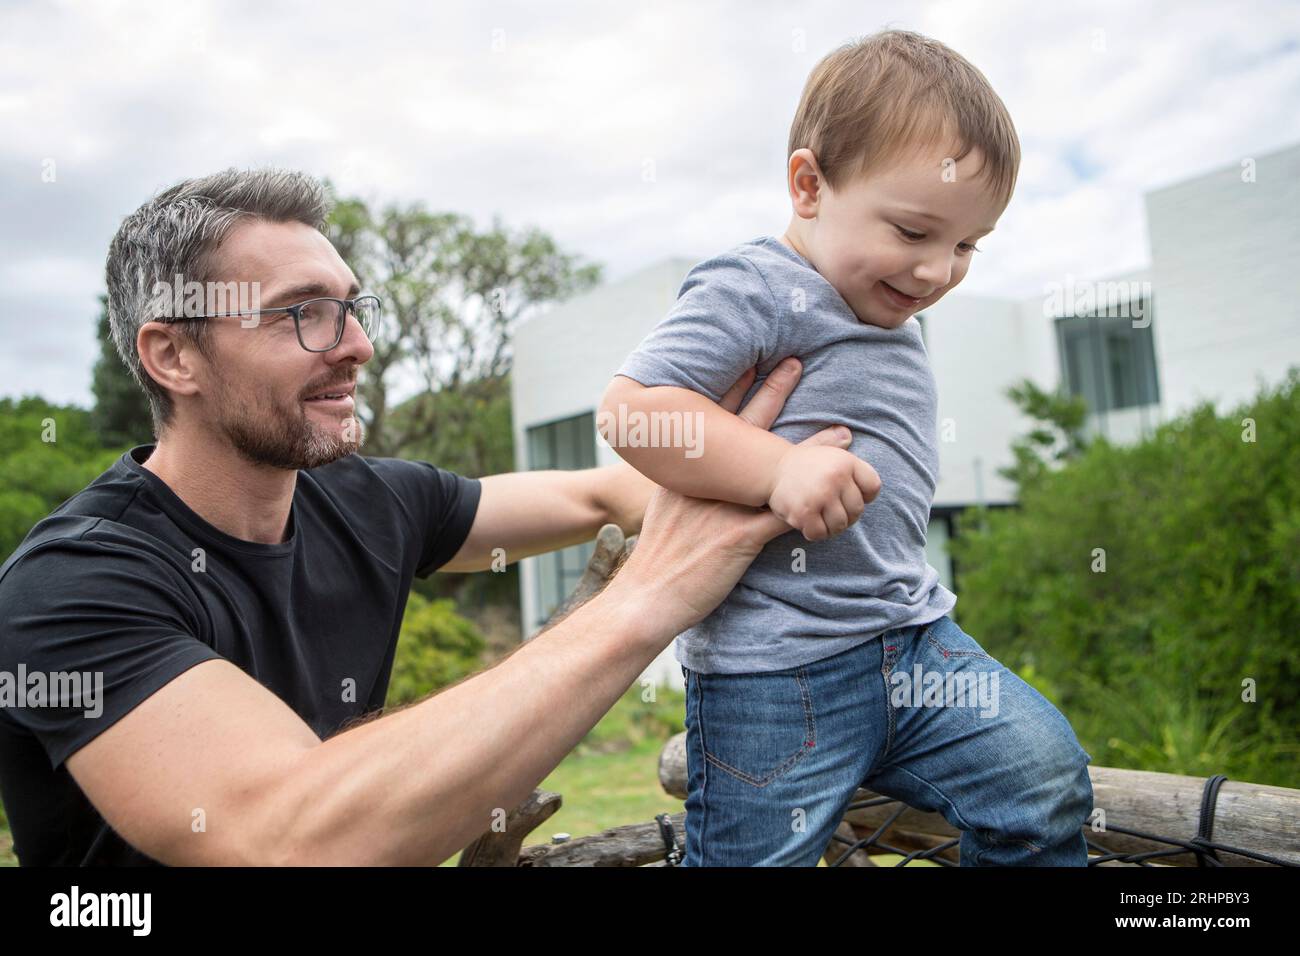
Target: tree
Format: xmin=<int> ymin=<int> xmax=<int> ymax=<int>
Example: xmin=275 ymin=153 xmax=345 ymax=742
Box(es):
xmin=0 ymin=396 xmax=122 ymax=561
xmin=996 ymin=379 xmax=1091 ymax=492
xmin=90 ymin=294 xmax=154 ymax=448
xmin=385 ymin=593 xmax=486 ymax=708
xmin=390 ymin=373 xmax=514 ymax=480
xmin=325 ymin=191 xmax=601 ymax=458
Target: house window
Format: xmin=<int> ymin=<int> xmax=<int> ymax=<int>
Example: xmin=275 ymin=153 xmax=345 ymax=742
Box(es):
xmin=1056 ymin=302 xmax=1160 ymax=415
xmin=926 ymin=511 xmax=955 ymax=592
xmin=526 ymin=412 xmax=598 ymax=628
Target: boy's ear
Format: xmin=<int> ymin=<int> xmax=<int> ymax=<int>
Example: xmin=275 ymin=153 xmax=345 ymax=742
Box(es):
xmin=787 ymin=148 xmax=823 ymax=217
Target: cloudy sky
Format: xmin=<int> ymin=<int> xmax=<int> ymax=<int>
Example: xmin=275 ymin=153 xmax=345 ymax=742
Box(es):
xmin=2 ymin=0 xmax=1297 ymax=407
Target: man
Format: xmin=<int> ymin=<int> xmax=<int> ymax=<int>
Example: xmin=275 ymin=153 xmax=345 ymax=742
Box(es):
xmin=0 ymin=168 xmax=863 ymax=865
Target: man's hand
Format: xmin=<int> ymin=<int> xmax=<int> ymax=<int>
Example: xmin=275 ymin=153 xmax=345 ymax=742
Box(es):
xmin=605 ymin=357 xmax=867 ymax=633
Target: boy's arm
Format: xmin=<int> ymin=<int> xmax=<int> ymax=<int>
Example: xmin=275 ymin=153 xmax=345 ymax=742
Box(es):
xmin=601 ymin=365 xmax=881 ymax=541
xmin=599 ymin=373 xmax=792 ymax=507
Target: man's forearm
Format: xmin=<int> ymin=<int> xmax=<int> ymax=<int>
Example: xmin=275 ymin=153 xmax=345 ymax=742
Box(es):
xmin=266 ymin=576 xmax=665 ymax=865
xmin=601 ymin=380 xmax=791 ymax=507
xmin=589 ymin=460 xmax=659 ymax=536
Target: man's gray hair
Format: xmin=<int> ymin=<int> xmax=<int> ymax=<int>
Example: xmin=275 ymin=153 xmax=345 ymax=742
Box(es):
xmin=104 ymin=168 xmax=332 ymax=435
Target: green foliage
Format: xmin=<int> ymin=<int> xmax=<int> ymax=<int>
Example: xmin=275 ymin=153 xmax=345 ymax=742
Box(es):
xmin=384 ymin=593 xmax=487 ymax=708
xmin=951 ymin=367 xmax=1300 ymax=787
xmin=89 ymin=295 xmax=154 ymax=448
xmin=997 ymin=378 xmax=1090 ymax=491
xmin=0 ymin=397 xmax=124 ymax=562
xmin=391 ymin=373 xmax=514 ymax=480
xmin=576 ymin=684 xmax=686 ymax=756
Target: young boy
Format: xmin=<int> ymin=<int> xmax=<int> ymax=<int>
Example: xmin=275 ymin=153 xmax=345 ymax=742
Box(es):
xmin=599 ymin=30 xmax=1094 ymax=866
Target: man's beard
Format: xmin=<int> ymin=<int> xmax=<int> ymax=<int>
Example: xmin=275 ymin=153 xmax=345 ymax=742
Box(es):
xmin=213 ymin=375 xmax=363 ymax=471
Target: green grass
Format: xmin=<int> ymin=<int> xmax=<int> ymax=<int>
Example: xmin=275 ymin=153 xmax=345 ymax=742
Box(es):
xmin=529 ymin=736 xmax=685 ymax=848
xmin=1 ymin=824 xmax=14 ymax=866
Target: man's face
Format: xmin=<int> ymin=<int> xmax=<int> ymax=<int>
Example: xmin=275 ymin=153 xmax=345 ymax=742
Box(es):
xmin=192 ymin=219 xmax=375 ymax=470
xmin=797 ymin=143 xmax=1005 ymax=329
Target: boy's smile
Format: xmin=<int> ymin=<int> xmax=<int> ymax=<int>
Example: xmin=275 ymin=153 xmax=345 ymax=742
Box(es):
xmin=781 ymin=142 xmax=1006 ymax=329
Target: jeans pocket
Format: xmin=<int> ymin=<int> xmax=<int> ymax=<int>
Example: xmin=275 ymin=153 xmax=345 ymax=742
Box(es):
xmin=695 ymin=666 xmax=816 ymax=788
xmin=924 ymin=616 xmax=995 ymax=663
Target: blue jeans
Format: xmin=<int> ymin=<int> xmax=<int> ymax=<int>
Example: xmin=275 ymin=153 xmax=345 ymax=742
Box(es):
xmin=680 ymin=614 xmax=1094 ymax=866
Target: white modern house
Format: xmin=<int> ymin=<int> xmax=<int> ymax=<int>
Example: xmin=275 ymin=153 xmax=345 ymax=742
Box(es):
xmin=510 ymin=141 xmax=1300 ymax=689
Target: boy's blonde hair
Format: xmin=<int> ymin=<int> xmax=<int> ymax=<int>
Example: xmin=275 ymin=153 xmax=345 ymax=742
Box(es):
xmin=788 ymin=29 xmax=1020 ymax=210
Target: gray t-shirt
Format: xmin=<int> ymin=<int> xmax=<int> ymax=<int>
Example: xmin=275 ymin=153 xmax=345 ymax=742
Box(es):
xmin=615 ymin=235 xmax=956 ymax=673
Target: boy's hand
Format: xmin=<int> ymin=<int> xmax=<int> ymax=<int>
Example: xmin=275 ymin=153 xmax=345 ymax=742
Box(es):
xmin=767 ymin=443 xmax=881 ymax=541
xmin=612 ymin=359 xmax=871 ymax=632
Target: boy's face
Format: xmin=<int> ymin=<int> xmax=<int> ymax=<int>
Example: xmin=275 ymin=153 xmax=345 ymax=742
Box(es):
xmin=784 ymin=143 xmax=1005 ymax=329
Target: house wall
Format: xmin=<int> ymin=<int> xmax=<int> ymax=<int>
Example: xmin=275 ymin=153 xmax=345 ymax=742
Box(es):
xmin=1145 ymin=143 xmax=1300 ymax=420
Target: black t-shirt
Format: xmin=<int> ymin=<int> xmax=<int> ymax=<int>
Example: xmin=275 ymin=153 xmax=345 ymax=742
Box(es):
xmin=0 ymin=444 xmax=481 ymax=865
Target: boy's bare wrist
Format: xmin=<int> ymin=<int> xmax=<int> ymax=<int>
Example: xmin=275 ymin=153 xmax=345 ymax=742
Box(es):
xmin=763 ymin=439 xmax=797 ymax=502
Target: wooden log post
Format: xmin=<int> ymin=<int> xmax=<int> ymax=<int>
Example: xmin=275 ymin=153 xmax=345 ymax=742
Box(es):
xmin=457 ymin=789 xmax=564 ymax=867
xmin=547 ymin=524 xmax=633 ymax=623
xmin=519 ymin=812 xmax=686 ymax=867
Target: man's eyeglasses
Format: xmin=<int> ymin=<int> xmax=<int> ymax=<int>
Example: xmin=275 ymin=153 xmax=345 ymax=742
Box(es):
xmin=155 ymin=295 xmax=383 ymax=352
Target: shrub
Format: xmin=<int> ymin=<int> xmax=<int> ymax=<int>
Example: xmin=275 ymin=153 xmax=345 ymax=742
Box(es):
xmin=385 ymin=593 xmax=487 ymax=708
xmin=950 ymin=367 xmax=1300 ymax=787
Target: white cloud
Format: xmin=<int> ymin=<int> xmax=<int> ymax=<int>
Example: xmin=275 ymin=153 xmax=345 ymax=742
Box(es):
xmin=0 ymin=0 xmax=1296 ymax=405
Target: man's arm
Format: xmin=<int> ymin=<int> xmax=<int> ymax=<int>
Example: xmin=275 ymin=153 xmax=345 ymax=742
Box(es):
xmin=436 ymin=460 xmax=658 ymax=573
xmin=64 ymin=359 xmax=849 ymax=866
xmin=66 ymin=581 xmax=663 ymax=866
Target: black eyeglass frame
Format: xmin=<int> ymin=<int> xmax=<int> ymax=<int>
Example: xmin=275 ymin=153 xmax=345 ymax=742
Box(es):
xmin=153 ymin=294 xmax=383 ymax=353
